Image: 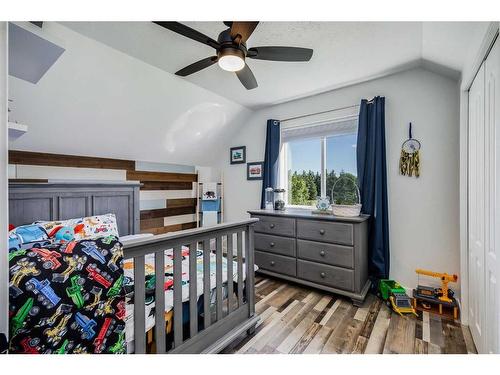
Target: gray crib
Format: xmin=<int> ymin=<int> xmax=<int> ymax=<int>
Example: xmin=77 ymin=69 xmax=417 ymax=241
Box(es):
xmin=8 ymin=181 xmax=259 ymax=354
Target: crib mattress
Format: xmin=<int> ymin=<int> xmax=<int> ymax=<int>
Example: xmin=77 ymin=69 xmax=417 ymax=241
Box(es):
xmin=123 ymin=246 xmax=255 ymax=343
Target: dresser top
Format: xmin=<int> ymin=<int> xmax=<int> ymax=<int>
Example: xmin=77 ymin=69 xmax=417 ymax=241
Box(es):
xmin=248 ymin=208 xmax=370 ymax=223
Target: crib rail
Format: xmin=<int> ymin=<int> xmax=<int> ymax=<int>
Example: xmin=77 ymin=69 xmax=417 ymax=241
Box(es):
xmin=122 ymin=219 xmax=258 ymax=354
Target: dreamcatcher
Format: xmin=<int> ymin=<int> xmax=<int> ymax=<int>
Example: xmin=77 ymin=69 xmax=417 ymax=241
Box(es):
xmin=399 ymin=122 xmax=421 ymax=177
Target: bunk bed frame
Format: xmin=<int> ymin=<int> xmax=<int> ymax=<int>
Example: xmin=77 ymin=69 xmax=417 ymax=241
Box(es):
xmin=8 ymin=181 xmax=258 ymax=354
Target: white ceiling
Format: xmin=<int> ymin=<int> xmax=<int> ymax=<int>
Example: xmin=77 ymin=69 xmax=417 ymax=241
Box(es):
xmin=62 ymin=21 xmax=488 ymax=109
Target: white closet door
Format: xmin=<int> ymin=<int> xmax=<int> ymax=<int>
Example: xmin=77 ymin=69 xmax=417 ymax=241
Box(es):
xmin=468 ymin=63 xmax=486 ymax=353
xmin=485 ymin=37 xmax=500 ymax=354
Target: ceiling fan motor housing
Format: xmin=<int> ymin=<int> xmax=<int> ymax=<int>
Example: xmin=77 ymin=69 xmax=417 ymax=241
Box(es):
xmin=217 ymin=29 xmax=247 ymax=54
xmin=217 ymin=28 xmax=248 ymax=72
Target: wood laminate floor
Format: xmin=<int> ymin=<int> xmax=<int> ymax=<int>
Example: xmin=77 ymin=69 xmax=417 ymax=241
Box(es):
xmin=223 ymin=276 xmax=477 ymax=354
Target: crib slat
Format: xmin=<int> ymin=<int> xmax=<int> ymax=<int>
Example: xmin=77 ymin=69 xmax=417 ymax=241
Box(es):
xmin=173 ymin=245 xmax=183 ymax=347
xmin=133 ymin=255 xmax=146 ymax=353
xmin=189 ymin=241 xmax=198 ymax=338
xmin=237 ymin=231 xmax=243 ymax=307
xmin=245 ymin=226 xmax=255 ymax=316
xmin=227 ymin=233 xmax=234 ymax=314
xmin=203 ymin=239 xmax=211 ymax=329
xmin=216 ymin=236 xmax=223 ymax=320
xmin=154 ymin=250 xmax=166 ymax=353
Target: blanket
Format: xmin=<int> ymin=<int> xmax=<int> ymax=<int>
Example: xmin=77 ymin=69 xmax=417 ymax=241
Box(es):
xmin=8 ymin=236 xmax=125 ymax=354
xmin=123 ymin=246 xmax=255 ymax=342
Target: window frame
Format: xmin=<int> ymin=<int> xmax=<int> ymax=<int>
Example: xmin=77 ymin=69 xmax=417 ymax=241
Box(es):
xmin=279 ymin=107 xmax=359 ymax=209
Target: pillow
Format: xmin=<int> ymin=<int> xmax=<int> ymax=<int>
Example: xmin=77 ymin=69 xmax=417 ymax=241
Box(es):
xmin=36 ymin=213 xmax=119 ymax=241
xmin=8 ymin=224 xmax=52 ymax=252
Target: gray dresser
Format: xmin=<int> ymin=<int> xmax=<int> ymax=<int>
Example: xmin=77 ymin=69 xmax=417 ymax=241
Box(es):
xmin=248 ymin=209 xmax=370 ymax=305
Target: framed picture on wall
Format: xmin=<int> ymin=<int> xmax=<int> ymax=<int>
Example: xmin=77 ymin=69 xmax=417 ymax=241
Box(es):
xmin=230 ymin=146 xmax=246 ymax=164
xmin=247 ymin=162 xmax=264 ymax=180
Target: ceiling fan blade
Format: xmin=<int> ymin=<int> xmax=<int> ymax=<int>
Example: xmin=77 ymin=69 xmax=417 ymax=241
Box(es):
xmin=236 ymin=64 xmax=258 ymax=90
xmin=230 ymin=22 xmax=259 ymax=43
xmin=153 ymin=21 xmax=220 ymax=49
xmin=247 ymin=46 xmax=313 ymax=61
xmin=175 ymin=56 xmax=218 ymax=77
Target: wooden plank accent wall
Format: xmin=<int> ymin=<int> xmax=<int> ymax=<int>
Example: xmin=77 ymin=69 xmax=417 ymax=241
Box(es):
xmin=141 ymin=221 xmax=197 ymax=235
xmin=9 ymin=150 xmax=198 ymax=235
xmin=9 ymin=178 xmax=48 ymax=183
xmin=167 ymin=198 xmax=197 ymax=208
xmin=140 ymin=198 xmax=196 ymax=220
xmin=140 ymin=181 xmax=193 ymax=191
xmin=126 ymin=170 xmax=197 ymax=183
xmin=140 ymin=217 xmax=165 ymax=230
xmin=140 ymin=206 xmax=195 ymax=220
xmin=9 ymin=150 xmax=135 ymax=170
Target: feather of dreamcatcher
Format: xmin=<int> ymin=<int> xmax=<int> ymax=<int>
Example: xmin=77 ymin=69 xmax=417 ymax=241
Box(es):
xmin=400 ymin=122 xmax=421 ymax=178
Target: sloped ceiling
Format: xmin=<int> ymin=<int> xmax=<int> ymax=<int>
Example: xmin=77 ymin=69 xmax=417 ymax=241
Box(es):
xmin=8 ymin=22 xmax=252 ymax=167
xmin=62 ymin=21 xmax=488 ymax=109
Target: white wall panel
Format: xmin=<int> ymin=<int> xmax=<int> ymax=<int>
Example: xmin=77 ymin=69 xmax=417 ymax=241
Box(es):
xmin=8 ymin=163 xmax=15 ymax=178
xmin=164 ymin=214 xmax=197 ymax=226
xmin=139 ymin=199 xmax=166 ymax=211
xmin=140 ymin=190 xmax=195 ymax=201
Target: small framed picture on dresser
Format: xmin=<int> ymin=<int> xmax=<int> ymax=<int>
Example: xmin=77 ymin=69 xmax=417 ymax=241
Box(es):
xmin=247 ymin=162 xmax=264 ymax=180
xmin=230 ymin=146 xmax=246 ymax=164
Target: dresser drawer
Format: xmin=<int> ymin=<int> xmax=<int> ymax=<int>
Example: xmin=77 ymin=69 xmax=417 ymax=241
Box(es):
xmin=296 ymin=219 xmax=353 ymax=245
xmin=255 ymin=233 xmax=296 ymax=257
xmin=255 ymin=250 xmax=296 ymax=277
xmin=252 ymin=215 xmax=296 ymax=237
xmin=297 ymin=260 xmax=354 ymax=291
xmin=297 ymin=239 xmax=354 ymax=269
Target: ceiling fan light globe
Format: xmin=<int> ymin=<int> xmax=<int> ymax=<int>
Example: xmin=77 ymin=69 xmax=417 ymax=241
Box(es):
xmin=218 ymin=55 xmax=245 ymax=72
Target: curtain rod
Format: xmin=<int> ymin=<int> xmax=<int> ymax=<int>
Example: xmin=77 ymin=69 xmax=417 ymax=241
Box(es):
xmin=279 ymin=98 xmax=374 ymax=123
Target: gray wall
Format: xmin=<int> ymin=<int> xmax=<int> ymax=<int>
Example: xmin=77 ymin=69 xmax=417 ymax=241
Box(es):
xmin=217 ymin=67 xmax=461 ymax=291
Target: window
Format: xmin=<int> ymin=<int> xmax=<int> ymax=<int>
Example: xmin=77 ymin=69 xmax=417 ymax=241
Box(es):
xmin=325 ymin=133 xmax=358 ymax=204
xmin=286 ymin=138 xmax=321 ymax=206
xmin=280 ymin=108 xmax=358 ymax=208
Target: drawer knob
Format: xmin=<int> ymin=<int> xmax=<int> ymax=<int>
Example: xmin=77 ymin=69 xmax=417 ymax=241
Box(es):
xmin=270 ymin=242 xmax=275 ymax=247
xmin=319 ymin=229 xmax=325 ymax=235
xmin=320 ymin=272 xmax=326 ymax=278
xmin=270 ymin=223 xmax=275 ymax=229
xmin=270 ymin=261 xmax=276 ymax=266
xmin=320 ymin=250 xmax=326 ymax=257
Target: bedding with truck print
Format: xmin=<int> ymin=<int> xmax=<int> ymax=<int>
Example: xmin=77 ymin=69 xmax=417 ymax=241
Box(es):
xmin=8 ymin=234 xmax=125 ymax=354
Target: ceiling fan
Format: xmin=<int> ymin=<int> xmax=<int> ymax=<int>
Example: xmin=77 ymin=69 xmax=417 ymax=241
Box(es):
xmin=153 ymin=21 xmax=314 ymax=90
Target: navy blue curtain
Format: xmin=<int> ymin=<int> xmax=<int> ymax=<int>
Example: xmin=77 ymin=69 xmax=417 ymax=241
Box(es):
xmin=261 ymin=119 xmax=281 ymax=208
xmin=356 ymin=97 xmax=390 ymax=280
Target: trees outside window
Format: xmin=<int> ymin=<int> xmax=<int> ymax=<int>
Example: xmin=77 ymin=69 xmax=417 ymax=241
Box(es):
xmin=285 ymin=132 xmax=358 ymax=207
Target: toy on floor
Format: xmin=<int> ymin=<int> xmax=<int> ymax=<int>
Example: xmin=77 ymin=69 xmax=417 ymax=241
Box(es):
xmin=412 ymin=268 xmax=459 ymax=320
xmin=378 ymin=279 xmax=418 ymax=317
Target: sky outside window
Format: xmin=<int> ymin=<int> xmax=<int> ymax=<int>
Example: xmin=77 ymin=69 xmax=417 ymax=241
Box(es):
xmin=326 ymin=133 xmax=357 ymax=175
xmin=287 ymin=133 xmax=357 ymax=174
